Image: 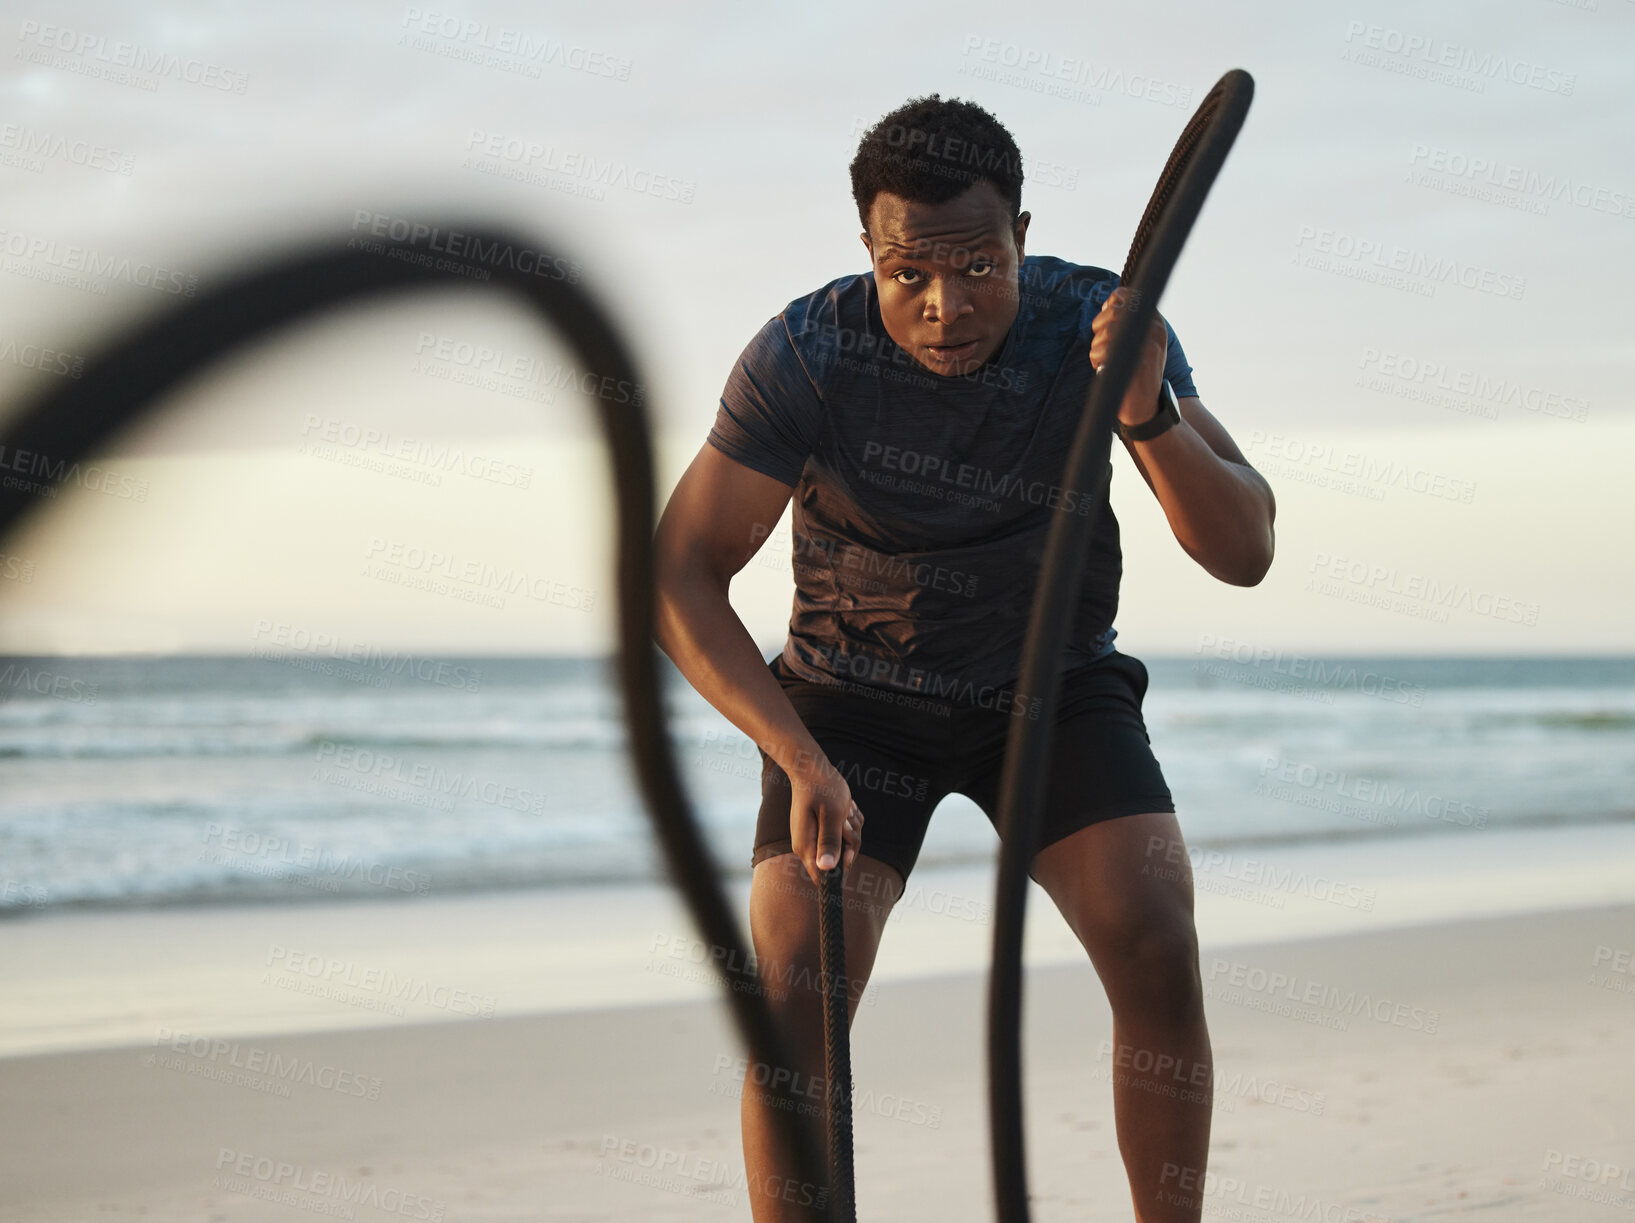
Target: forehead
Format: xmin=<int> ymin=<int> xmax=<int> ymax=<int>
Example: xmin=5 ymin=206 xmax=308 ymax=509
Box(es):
xmin=867 ymin=182 xmax=1013 ymax=260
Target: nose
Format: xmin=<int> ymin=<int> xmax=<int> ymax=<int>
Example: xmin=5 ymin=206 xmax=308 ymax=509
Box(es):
xmin=923 ymin=276 xmax=974 ymax=326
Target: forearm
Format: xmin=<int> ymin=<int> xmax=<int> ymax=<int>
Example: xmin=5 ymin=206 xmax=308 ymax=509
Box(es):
xmin=654 ymin=569 xmax=829 ymax=784
xmin=1123 ymin=421 xmax=1274 ymax=585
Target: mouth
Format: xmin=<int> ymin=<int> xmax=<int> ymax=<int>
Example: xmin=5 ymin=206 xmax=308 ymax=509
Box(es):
xmin=922 ymin=338 xmax=982 ymax=366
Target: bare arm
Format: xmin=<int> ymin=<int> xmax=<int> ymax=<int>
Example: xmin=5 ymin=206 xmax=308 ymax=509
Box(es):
xmin=1119 ymin=393 xmax=1277 ymax=586
xmin=1090 ymin=286 xmax=1276 ymax=586
xmin=653 ymin=443 xmax=861 ymax=881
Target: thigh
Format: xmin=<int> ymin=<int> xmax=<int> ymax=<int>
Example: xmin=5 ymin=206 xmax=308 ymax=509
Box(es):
xmin=1030 ymin=809 xmax=1195 ymax=951
xmin=749 ymin=850 xmax=905 ymax=1029
xmin=960 ymin=651 xmax=1175 ymax=879
xmin=1030 ymin=810 xmax=1201 ymax=1014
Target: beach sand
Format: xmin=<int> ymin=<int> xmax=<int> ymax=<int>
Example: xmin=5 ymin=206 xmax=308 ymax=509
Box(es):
xmin=2 ymin=898 xmax=1631 ymax=1222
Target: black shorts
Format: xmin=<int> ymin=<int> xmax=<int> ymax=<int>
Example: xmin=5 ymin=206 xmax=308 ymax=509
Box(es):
xmin=751 ymin=649 xmax=1175 ymax=887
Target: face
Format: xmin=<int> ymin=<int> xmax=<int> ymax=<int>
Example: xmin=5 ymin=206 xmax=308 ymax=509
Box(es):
xmin=861 ymin=180 xmax=1030 ymax=378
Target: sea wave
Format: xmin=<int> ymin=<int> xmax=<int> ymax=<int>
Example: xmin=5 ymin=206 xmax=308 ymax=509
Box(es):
xmin=0 ymin=715 xmax=752 ymax=759
xmin=6 ymin=807 xmax=1632 ymax=917
xmin=5 ymin=654 xmax=1633 ymax=916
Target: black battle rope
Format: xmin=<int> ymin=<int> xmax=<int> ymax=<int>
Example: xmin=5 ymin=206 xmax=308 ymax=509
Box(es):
xmin=817 ymin=864 xmax=856 ymax=1220
xmin=0 ymin=234 xmax=836 ymax=1216
xmin=988 ymin=69 xmax=1254 ymax=1222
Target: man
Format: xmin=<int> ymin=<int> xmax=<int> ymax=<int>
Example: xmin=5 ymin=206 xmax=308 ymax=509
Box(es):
xmin=654 ymin=93 xmax=1274 ymax=1222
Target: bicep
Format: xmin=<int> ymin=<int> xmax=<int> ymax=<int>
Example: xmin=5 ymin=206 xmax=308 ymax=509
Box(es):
xmin=655 ymin=441 xmax=796 ymax=588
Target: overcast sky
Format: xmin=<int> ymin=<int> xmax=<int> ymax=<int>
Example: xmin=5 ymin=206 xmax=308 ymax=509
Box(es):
xmin=0 ymin=0 xmax=1629 ymax=656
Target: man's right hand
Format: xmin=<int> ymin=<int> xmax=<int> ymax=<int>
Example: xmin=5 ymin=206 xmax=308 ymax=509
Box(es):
xmin=788 ymin=762 xmax=864 ymax=886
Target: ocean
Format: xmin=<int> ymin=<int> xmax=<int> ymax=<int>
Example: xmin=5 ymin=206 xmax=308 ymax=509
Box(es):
xmin=3 ymin=652 xmax=1633 ymax=915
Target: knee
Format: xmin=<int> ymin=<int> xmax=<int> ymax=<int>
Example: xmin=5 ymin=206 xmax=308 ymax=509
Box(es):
xmin=1100 ymin=911 xmax=1203 ymax=1011
xmin=750 ymin=855 xmax=885 ymax=1022
xmin=751 ymin=857 xmax=818 ymax=956
xmin=748 ymin=930 xmax=823 ymax=1020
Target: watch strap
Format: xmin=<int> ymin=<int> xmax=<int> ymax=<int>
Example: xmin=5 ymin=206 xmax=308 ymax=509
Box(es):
xmin=1120 ymin=379 xmax=1180 ymax=443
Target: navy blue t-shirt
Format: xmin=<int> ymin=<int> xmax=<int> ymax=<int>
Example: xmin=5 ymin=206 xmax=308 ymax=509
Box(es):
xmin=707 ymin=253 xmax=1197 ymax=703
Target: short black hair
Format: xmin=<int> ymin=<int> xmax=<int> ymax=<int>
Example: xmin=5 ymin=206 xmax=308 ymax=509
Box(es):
xmin=849 ymin=94 xmax=1025 ymax=234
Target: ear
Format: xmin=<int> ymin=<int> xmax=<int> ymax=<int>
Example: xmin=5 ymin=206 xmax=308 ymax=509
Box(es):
xmin=859 ymin=230 xmax=872 ymax=261
xmin=1012 ymin=211 xmax=1031 ymax=259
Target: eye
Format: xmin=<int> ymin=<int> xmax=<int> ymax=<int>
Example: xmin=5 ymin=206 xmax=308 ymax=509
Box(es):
xmin=891 ymin=267 xmax=924 ymax=286
xmin=967 ymin=261 xmax=995 ymax=278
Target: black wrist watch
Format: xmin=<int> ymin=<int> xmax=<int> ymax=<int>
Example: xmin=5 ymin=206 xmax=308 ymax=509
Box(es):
xmin=1119 ymin=378 xmax=1181 ymax=444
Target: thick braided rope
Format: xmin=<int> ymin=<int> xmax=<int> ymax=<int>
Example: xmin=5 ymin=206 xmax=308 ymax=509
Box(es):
xmin=988 ymin=69 xmax=1256 ymax=1223
xmin=818 ymin=864 xmax=857 ymax=1221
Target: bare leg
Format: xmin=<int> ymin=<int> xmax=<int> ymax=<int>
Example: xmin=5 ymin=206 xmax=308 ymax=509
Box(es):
xmin=741 ymin=851 xmax=903 ymax=1222
xmin=1031 ymin=812 xmax=1212 ymax=1223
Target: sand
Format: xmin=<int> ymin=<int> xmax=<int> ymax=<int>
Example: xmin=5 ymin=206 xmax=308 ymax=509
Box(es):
xmin=2 ymin=899 xmax=1632 ymax=1222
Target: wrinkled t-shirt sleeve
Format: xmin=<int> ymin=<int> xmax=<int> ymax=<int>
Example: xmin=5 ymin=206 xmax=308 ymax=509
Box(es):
xmin=706 ymin=313 xmax=823 ymax=488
